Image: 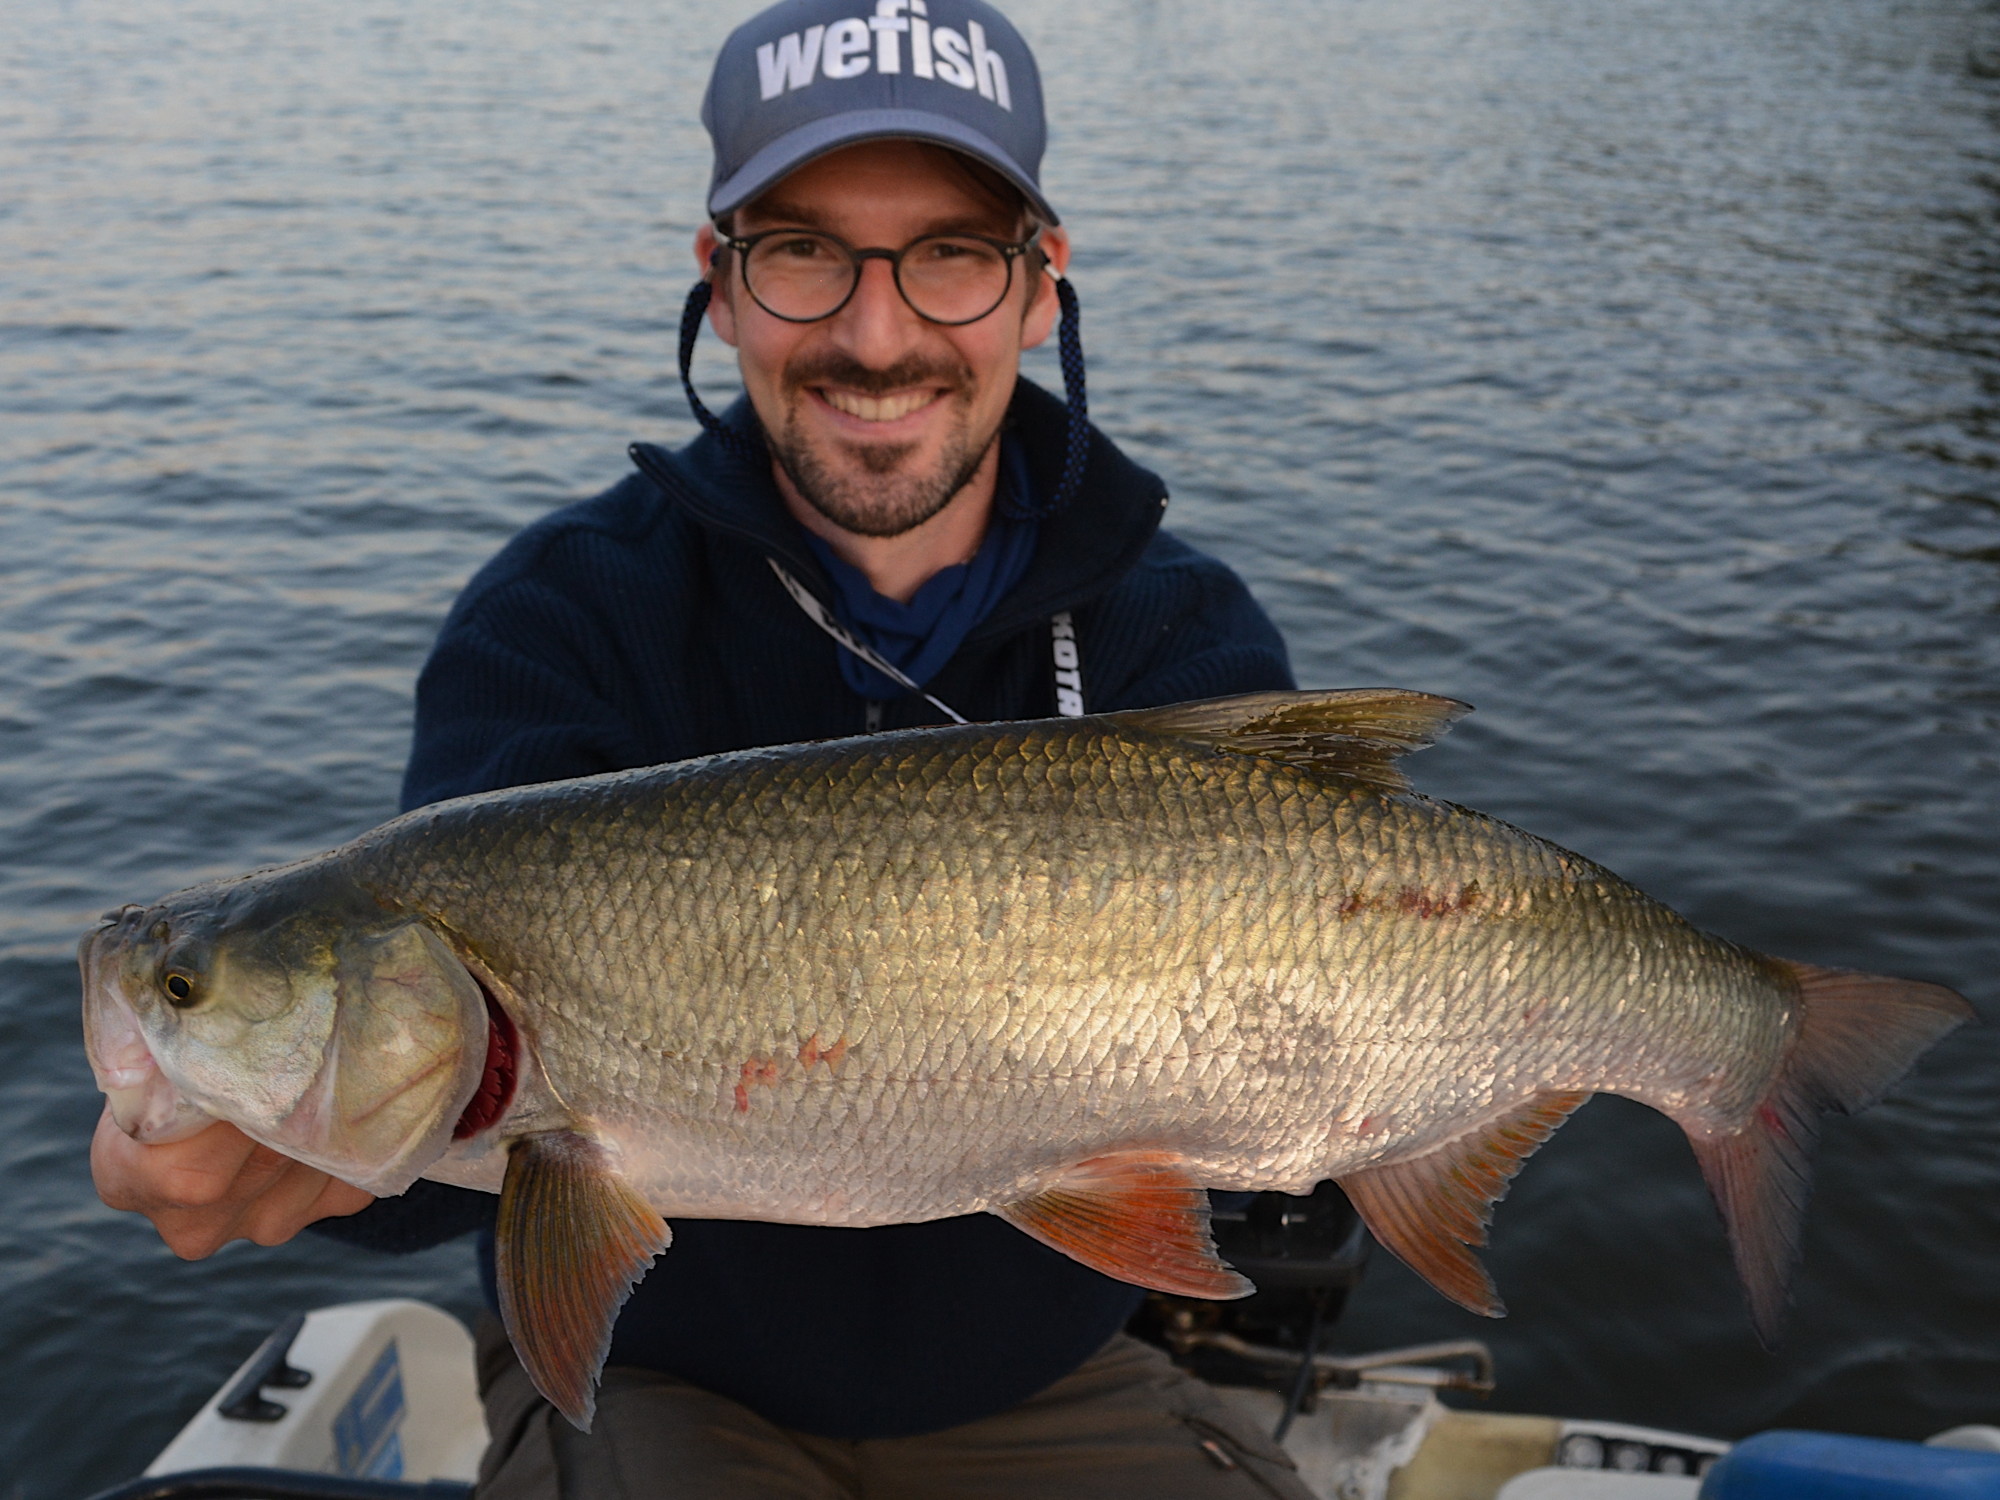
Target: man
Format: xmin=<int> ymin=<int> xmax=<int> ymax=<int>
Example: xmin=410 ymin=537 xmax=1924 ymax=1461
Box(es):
xmin=92 ymin=1 xmax=1310 ymax=1493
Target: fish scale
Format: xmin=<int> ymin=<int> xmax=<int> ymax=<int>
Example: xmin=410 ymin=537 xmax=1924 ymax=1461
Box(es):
xmin=81 ymin=689 xmax=1970 ymax=1429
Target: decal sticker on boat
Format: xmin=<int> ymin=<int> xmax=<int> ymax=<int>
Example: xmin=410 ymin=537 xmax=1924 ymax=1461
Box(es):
xmin=332 ymin=1339 xmax=406 ymax=1480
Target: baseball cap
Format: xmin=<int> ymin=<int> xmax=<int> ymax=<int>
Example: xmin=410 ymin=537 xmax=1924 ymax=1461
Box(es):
xmin=702 ymin=0 xmax=1058 ymax=225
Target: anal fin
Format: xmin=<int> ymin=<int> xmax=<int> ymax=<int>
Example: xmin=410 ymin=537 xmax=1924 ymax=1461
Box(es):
xmin=994 ymin=1149 xmax=1254 ymax=1300
xmin=498 ymin=1129 xmax=670 ymax=1431
xmin=1339 ymin=1091 xmax=1588 ymax=1317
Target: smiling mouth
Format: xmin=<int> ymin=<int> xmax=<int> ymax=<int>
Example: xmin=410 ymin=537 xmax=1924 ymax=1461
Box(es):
xmin=816 ymin=387 xmax=944 ymax=423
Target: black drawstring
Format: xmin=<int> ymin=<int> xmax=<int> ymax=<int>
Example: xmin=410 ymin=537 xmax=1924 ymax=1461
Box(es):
xmin=679 ymin=280 xmax=764 ymax=458
xmin=1001 ymin=273 xmax=1089 ymax=522
xmin=678 ymin=270 xmax=1091 ymax=514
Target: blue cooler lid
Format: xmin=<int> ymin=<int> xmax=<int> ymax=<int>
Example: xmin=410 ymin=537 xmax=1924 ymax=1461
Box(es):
xmin=1702 ymin=1431 xmax=2000 ymax=1500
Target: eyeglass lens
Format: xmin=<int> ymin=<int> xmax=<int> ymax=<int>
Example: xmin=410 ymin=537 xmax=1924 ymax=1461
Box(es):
xmin=743 ymin=233 xmax=1015 ymax=324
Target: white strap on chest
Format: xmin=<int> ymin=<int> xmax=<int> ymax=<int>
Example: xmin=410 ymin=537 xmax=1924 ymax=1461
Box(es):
xmin=767 ymin=558 xmax=1087 ymax=726
xmin=1049 ymin=611 xmax=1085 ymax=717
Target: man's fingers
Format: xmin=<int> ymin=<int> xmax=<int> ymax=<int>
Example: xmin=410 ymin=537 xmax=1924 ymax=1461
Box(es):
xmin=90 ymin=1103 xmax=375 ymax=1258
xmin=236 ymin=1163 xmax=373 ymax=1248
xmin=157 ymin=1155 xmax=312 ymax=1257
xmin=92 ymin=1108 xmax=260 ymax=1213
xmin=315 ymin=1178 xmax=377 ymax=1220
xmin=140 ymin=1154 xmax=368 ymax=1258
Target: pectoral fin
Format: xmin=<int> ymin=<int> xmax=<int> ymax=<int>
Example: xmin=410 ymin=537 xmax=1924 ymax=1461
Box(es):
xmin=994 ymin=1150 xmax=1253 ymax=1299
xmin=497 ymin=1129 xmax=670 ymax=1431
xmin=1339 ymin=1091 xmax=1588 ymax=1316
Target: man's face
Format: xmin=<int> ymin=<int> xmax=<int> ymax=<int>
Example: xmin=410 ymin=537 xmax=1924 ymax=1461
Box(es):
xmin=698 ymin=141 xmax=1067 ymax=539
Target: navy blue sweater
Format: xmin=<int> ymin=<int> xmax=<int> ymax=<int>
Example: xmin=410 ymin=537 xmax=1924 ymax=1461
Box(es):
xmin=319 ymin=378 xmax=1294 ymax=1438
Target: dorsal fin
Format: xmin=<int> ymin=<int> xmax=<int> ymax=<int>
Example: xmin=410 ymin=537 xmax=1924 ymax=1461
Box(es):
xmin=1105 ymin=689 xmax=1471 ymax=793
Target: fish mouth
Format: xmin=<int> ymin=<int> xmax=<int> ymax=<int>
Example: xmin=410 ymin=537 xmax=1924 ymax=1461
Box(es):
xmin=78 ymin=921 xmax=216 ymax=1143
xmin=453 ymin=977 xmax=517 ymax=1140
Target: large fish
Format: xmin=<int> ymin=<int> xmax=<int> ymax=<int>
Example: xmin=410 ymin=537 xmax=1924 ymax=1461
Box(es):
xmin=82 ymin=691 xmax=1969 ymax=1426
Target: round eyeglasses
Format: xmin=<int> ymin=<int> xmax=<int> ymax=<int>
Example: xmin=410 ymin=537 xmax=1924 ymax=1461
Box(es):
xmin=719 ymin=228 xmax=1038 ymax=327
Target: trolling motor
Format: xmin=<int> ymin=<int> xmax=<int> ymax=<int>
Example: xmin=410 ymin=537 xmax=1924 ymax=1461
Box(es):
xmin=1126 ymin=1181 xmax=1465 ymax=1442
xmin=1132 ymin=1182 xmax=1493 ymax=1439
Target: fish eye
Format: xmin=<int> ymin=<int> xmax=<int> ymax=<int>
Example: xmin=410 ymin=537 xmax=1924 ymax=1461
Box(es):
xmin=162 ymin=970 xmax=200 ymax=1008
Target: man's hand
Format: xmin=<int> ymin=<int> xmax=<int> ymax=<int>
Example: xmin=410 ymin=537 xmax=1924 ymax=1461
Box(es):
xmin=91 ymin=1104 xmax=374 ymax=1258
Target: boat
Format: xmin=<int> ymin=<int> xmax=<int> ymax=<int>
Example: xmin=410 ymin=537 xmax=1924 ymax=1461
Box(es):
xmin=77 ymin=1189 xmax=2000 ymax=1499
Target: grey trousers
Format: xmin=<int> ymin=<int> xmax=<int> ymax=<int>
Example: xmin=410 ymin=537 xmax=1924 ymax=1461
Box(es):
xmin=473 ymin=1317 xmax=1315 ymax=1500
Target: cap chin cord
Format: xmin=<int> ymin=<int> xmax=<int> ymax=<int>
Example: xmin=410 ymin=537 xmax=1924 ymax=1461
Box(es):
xmin=998 ymin=273 xmax=1088 ymax=522
xmin=680 ymin=279 xmax=765 ymax=459
xmin=677 ymin=272 xmax=1091 ymax=515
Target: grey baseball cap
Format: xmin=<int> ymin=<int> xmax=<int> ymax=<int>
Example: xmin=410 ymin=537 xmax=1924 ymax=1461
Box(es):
xmin=702 ymin=0 xmax=1057 ymax=225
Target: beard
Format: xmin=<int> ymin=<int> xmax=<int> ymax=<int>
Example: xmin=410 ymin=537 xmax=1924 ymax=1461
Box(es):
xmin=764 ymin=350 xmax=997 ymax=539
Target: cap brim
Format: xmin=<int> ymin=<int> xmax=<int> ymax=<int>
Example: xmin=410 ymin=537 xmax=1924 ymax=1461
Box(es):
xmin=708 ymin=108 xmax=1058 ymax=226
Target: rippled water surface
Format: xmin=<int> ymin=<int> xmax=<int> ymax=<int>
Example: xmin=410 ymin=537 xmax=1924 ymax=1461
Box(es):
xmin=5 ymin=0 xmax=1999 ymax=1492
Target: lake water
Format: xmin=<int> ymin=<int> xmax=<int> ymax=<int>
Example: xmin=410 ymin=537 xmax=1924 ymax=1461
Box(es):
xmin=4 ymin=0 xmax=1998 ymax=1493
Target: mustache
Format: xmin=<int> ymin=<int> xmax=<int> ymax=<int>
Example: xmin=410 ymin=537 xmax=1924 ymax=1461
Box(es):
xmin=782 ymin=350 xmax=974 ymax=398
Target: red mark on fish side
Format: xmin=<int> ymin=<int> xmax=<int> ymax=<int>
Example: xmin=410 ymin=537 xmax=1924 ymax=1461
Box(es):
xmin=1395 ymin=885 xmax=1483 ymax=919
xmin=453 ymin=982 xmax=518 ymax=1140
xmin=797 ymin=1034 xmax=851 ymax=1070
xmin=1334 ymin=885 xmax=1483 ymax=920
xmin=733 ymin=1056 xmax=781 ymax=1113
xmin=1758 ymin=1102 xmax=1791 ymax=1139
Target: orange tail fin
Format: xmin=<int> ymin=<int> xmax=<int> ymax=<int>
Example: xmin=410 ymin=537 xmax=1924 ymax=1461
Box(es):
xmin=1689 ymin=961 xmax=1970 ymax=1345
